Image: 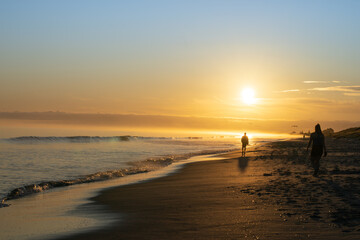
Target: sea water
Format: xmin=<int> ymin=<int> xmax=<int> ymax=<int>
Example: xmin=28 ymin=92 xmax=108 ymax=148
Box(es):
xmin=0 ymin=135 xmax=280 ymax=240
xmin=0 ymin=136 xmax=243 ymax=201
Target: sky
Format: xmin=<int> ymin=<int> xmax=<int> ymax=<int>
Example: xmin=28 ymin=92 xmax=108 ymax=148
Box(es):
xmin=1 ymin=0 xmax=360 ymax=136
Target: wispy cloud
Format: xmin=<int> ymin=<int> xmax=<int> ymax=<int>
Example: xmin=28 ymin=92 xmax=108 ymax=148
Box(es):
xmin=278 ymin=83 xmax=354 ymax=94
xmin=278 ymin=89 xmax=300 ymax=93
xmin=309 ymin=85 xmax=360 ymax=93
xmin=303 ymin=81 xmax=344 ymax=84
xmin=303 ymin=81 xmax=327 ymax=84
xmin=344 ymin=92 xmax=360 ymax=96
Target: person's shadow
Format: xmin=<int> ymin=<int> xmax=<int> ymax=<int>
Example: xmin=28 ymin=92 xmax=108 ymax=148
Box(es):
xmin=238 ymin=157 xmax=248 ymax=173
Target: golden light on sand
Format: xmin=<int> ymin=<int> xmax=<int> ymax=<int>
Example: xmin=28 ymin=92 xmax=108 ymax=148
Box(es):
xmin=241 ymin=87 xmax=256 ymax=105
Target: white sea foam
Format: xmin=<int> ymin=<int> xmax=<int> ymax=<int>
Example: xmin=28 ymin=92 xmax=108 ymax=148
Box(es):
xmin=0 ymin=136 xmax=244 ymax=203
xmin=0 ymin=136 xmax=280 ymax=240
xmin=0 ymin=153 xmax=227 ymax=240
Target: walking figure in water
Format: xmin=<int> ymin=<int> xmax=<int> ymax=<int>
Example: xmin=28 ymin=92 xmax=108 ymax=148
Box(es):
xmin=241 ymin=133 xmax=249 ymax=157
xmin=307 ymin=124 xmax=327 ymax=176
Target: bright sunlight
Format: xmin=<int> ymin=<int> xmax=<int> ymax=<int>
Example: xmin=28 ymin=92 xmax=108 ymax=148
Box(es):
xmin=241 ymin=87 xmax=256 ymax=105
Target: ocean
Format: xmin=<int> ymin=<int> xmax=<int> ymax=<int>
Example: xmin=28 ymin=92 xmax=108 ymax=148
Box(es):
xmin=0 ymin=136 xmax=248 ymax=201
xmin=0 ymin=134 xmax=288 ymax=240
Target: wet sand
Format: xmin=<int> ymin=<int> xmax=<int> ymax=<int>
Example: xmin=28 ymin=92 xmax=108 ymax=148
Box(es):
xmin=58 ymin=138 xmax=360 ymax=239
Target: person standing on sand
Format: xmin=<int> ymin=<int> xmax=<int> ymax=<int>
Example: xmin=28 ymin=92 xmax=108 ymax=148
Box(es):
xmin=241 ymin=133 xmax=249 ymax=157
xmin=307 ymin=124 xmax=327 ymax=176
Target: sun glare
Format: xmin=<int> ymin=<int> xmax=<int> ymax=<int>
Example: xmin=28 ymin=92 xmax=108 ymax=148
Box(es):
xmin=241 ymin=87 xmax=256 ymax=105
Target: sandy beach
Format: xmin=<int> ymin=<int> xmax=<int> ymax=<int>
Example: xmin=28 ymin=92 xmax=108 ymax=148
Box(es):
xmin=56 ymin=138 xmax=360 ymax=240
xmin=3 ymin=1 xmax=360 ymax=239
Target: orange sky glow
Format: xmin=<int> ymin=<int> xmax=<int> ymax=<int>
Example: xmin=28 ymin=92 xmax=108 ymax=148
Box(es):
xmin=1 ymin=1 xmax=360 ymax=137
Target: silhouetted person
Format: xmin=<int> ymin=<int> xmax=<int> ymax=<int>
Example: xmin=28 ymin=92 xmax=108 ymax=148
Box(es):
xmin=307 ymin=124 xmax=327 ymax=176
xmin=241 ymin=133 xmax=249 ymax=157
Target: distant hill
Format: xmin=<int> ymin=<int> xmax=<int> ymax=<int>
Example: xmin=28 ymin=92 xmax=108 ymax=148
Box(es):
xmin=333 ymin=127 xmax=360 ymax=139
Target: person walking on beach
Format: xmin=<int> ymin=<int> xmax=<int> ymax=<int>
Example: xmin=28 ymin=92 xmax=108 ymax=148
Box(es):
xmin=241 ymin=133 xmax=249 ymax=157
xmin=307 ymin=124 xmax=327 ymax=176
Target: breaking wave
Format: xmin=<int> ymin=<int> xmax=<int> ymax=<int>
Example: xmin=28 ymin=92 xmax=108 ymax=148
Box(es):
xmin=1 ymin=148 xmax=236 ymax=205
xmin=3 ymin=136 xmax=206 ymax=143
xmin=5 ymin=136 xmax=134 ymax=143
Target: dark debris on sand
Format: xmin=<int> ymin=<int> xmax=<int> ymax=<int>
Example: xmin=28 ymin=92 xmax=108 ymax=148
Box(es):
xmin=232 ymin=138 xmax=360 ymax=232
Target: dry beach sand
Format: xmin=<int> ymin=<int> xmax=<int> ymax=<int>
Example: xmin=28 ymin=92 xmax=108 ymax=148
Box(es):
xmin=58 ymin=138 xmax=360 ymax=239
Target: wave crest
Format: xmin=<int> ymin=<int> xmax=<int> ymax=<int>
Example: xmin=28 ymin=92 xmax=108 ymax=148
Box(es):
xmin=2 ymin=148 xmax=236 ymax=204
xmin=6 ymin=136 xmax=133 ymax=143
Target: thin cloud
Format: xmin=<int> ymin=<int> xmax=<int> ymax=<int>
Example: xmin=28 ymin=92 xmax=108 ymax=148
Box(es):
xmin=303 ymin=81 xmax=328 ymax=84
xmin=309 ymin=85 xmax=360 ymax=93
xmin=303 ymin=80 xmax=343 ymax=84
xmin=344 ymin=92 xmax=360 ymax=97
xmin=279 ymin=89 xmax=300 ymax=93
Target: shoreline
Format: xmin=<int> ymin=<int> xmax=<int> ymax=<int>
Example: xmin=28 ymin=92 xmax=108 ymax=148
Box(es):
xmin=2 ymin=137 xmax=277 ymax=206
xmin=0 ymin=141 xmax=245 ymax=204
xmin=56 ymin=138 xmax=360 ymax=239
xmin=0 ymin=154 xmax=228 ymax=240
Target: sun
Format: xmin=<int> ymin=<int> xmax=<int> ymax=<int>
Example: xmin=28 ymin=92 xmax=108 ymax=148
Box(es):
xmin=241 ymin=87 xmax=256 ymax=105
